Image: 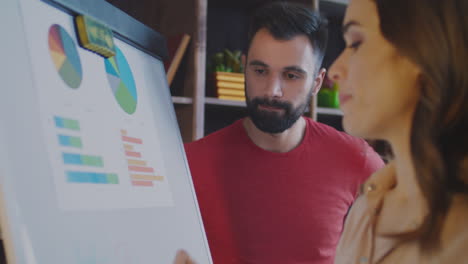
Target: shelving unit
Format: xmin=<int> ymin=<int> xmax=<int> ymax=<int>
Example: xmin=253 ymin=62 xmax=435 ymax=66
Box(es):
xmin=205 ymin=97 xmax=246 ymax=107
xmin=107 ymin=0 xmax=347 ymax=142
xmin=172 ymin=96 xmax=193 ymax=104
xmin=317 ymin=107 xmax=343 ymax=116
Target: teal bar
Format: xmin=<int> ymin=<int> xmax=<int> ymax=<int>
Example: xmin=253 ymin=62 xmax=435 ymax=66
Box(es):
xmin=55 ymin=116 xmax=65 ymax=128
xmin=63 ymin=153 xmax=83 ymax=165
xmin=54 ymin=116 xmax=80 ymax=131
xmin=63 ymin=153 xmax=103 ymax=167
xmin=58 ymin=135 xmax=82 ymax=148
xmin=67 ymin=171 xmax=119 ymax=184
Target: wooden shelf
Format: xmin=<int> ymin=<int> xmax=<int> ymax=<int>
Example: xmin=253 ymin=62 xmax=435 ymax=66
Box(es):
xmin=317 ymin=107 xmax=343 ymax=116
xmin=205 ymin=97 xmax=343 ymax=116
xmin=320 ymin=0 xmax=348 ymax=5
xmin=172 ymin=96 xmax=193 ymax=104
xmin=205 ymin=97 xmax=246 ymax=107
xmin=109 ymin=0 xmax=346 ymax=141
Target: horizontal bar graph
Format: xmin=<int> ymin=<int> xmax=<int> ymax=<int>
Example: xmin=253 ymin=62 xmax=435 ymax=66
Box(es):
xmin=127 ymin=159 xmax=147 ymax=166
xmin=122 ymin=135 xmax=143 ymax=144
xmin=125 ymin=151 xmax=141 ymax=158
xmin=123 ymin=144 xmax=134 ymax=151
xmin=54 ymin=116 xmax=80 ymax=131
xmin=62 ymin=153 xmax=103 ymax=167
xmin=121 ymin=129 xmax=163 ymax=188
xmin=67 ymin=171 xmax=119 ymax=184
xmin=131 ymin=174 xmax=164 ymax=181
xmin=128 ymin=165 xmax=154 ymax=173
xmin=58 ymin=134 xmax=82 ymax=148
xmin=55 ymin=116 xmax=120 ymax=186
xmin=131 ymin=180 xmax=153 ymax=187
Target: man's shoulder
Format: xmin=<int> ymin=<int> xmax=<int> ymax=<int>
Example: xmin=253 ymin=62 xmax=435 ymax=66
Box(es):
xmin=304 ymin=117 xmax=384 ymax=171
xmin=304 ymin=117 xmax=366 ymax=148
xmin=185 ymin=119 xmax=244 ymax=153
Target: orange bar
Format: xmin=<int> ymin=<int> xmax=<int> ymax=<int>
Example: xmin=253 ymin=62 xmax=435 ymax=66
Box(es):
xmin=121 ymin=129 xmax=127 ymax=136
xmin=127 ymin=159 xmax=147 ymax=166
xmin=125 ymin=151 xmax=141 ymax=158
xmin=123 ymin=144 xmax=134 ymax=151
xmin=122 ymin=135 xmax=142 ymax=144
xmin=131 ymin=174 xmax=165 ymax=181
xmin=132 ymin=180 xmax=153 ymax=187
xmin=128 ymin=166 xmax=154 ymax=173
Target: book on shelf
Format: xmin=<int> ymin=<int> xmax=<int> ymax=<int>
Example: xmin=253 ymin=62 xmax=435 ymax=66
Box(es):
xmin=217 ymin=88 xmax=245 ymax=97
xmin=216 ymin=81 xmax=244 ymax=90
xmin=164 ymin=33 xmax=191 ymax=85
xmin=218 ymin=95 xmax=246 ymax=101
xmin=215 ymin=72 xmax=245 ymax=83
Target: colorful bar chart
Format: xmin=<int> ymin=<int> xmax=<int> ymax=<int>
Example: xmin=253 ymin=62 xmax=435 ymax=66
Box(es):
xmin=127 ymin=159 xmax=146 ymax=166
xmin=67 ymin=171 xmax=119 ymax=184
xmin=54 ymin=116 xmax=119 ymax=185
xmin=58 ymin=134 xmax=82 ymax=148
xmin=121 ymin=129 xmax=165 ymax=187
xmin=62 ymin=153 xmax=103 ymax=167
xmin=131 ymin=174 xmax=164 ymax=181
xmin=123 ymin=144 xmax=134 ymax=151
xmin=121 ymin=135 xmax=143 ymax=144
xmin=128 ymin=165 xmax=154 ymax=173
xmin=131 ymin=180 xmax=153 ymax=187
xmin=55 ymin=116 xmax=80 ymax=131
xmin=125 ymin=151 xmax=141 ymax=158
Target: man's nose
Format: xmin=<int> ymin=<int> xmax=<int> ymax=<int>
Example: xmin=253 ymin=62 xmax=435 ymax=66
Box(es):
xmin=264 ymin=75 xmax=283 ymax=98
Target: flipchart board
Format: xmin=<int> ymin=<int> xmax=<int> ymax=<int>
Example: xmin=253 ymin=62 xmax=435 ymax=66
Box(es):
xmin=0 ymin=0 xmax=212 ymax=263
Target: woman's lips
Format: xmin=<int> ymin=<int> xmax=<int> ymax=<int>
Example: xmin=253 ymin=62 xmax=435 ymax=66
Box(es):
xmin=339 ymin=94 xmax=352 ymax=105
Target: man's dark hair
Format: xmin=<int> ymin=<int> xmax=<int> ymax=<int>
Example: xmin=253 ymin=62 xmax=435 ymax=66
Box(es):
xmin=247 ymin=1 xmax=329 ymax=69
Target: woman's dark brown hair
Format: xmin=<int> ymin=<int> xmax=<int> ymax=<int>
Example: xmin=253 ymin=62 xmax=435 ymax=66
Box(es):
xmin=375 ymin=0 xmax=468 ymax=249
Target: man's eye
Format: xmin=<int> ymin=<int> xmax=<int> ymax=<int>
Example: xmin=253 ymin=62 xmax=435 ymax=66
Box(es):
xmin=255 ymin=68 xmax=266 ymax=75
xmin=285 ymin=73 xmax=299 ymax=80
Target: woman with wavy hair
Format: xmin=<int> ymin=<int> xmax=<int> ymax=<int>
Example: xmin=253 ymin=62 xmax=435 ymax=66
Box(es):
xmin=329 ymin=0 xmax=468 ymax=262
xmin=174 ymin=0 xmax=467 ymax=262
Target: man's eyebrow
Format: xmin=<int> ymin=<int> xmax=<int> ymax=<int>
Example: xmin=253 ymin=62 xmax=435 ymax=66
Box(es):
xmin=342 ymin=20 xmax=362 ymax=34
xmin=249 ymin=60 xmax=269 ymax=67
xmin=284 ymin=66 xmax=307 ymax=75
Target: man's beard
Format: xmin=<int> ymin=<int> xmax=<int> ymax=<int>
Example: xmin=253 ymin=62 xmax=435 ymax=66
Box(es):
xmin=246 ymin=90 xmax=312 ymax=134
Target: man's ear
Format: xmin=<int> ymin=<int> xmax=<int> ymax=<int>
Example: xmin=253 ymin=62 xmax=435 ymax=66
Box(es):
xmin=312 ymin=68 xmax=327 ymax=96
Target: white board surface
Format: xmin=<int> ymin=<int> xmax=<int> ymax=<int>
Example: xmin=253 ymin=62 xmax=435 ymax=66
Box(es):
xmin=0 ymin=0 xmax=212 ymax=263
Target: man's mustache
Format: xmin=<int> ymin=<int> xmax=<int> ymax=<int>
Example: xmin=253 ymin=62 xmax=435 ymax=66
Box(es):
xmin=251 ymin=98 xmax=291 ymax=110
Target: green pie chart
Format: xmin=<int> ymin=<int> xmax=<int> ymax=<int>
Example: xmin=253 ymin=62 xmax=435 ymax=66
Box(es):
xmin=48 ymin=24 xmax=82 ymax=89
xmin=104 ymin=47 xmax=137 ymax=114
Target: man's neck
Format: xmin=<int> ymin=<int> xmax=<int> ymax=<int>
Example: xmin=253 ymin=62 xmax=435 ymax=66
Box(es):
xmin=243 ymin=117 xmax=307 ymax=153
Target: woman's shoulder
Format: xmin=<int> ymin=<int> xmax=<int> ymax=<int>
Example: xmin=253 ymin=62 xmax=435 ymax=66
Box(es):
xmin=439 ymin=194 xmax=468 ymax=260
xmin=337 ymin=164 xmax=396 ymax=249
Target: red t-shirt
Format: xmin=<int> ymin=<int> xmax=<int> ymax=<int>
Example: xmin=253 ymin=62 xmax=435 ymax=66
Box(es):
xmin=185 ymin=117 xmax=384 ymax=264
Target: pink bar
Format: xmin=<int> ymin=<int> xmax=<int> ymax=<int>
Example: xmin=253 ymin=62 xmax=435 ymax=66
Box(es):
xmin=128 ymin=166 xmax=155 ymax=173
xmin=125 ymin=151 xmax=141 ymax=158
xmin=132 ymin=180 xmax=153 ymax=187
xmin=121 ymin=136 xmax=143 ymax=144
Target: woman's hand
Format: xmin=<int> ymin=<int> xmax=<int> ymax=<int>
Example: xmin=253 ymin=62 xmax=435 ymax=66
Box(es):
xmin=173 ymin=250 xmax=196 ymax=264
